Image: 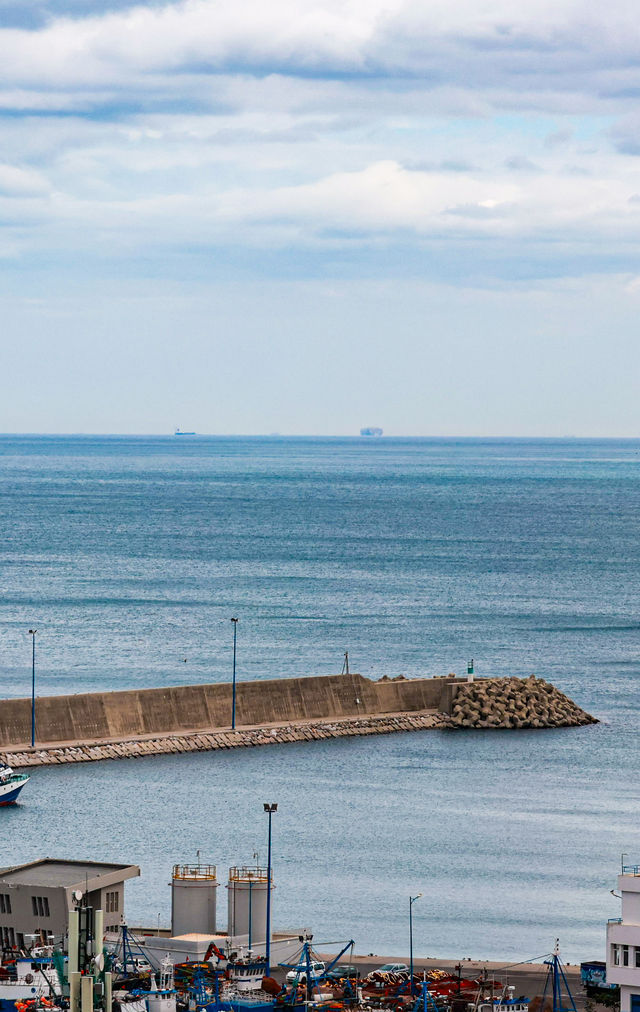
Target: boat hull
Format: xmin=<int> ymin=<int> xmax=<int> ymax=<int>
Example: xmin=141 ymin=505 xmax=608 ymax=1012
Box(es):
xmin=0 ymin=779 xmax=29 ymax=805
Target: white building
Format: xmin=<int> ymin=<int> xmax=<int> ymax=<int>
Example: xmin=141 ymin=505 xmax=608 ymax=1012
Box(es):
xmin=606 ymin=863 xmax=640 ymax=1012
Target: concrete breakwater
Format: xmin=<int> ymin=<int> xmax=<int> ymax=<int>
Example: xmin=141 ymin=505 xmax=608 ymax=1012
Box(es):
xmin=0 ymin=671 xmax=596 ymax=769
xmin=0 ymin=672 xmax=461 ymax=751
xmin=1 ymin=711 xmax=449 ymax=768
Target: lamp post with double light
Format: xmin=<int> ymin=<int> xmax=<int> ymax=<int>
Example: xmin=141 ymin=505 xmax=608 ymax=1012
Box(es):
xmin=28 ymin=629 xmax=37 ymax=747
xmin=409 ymin=893 xmax=422 ymax=995
xmin=231 ymin=618 xmax=238 ymax=729
xmin=264 ymin=803 xmax=277 ymax=974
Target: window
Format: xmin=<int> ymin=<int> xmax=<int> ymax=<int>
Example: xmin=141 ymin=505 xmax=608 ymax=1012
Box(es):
xmin=623 ymin=945 xmax=630 ymax=967
xmin=613 ymin=945 xmax=621 ymax=966
xmin=106 ymin=892 xmax=119 ymax=914
xmin=635 ymin=947 xmax=640 ymax=969
xmin=0 ymin=895 xmax=11 ymax=915
xmin=31 ymin=896 xmax=50 ymax=918
xmin=0 ymin=926 xmax=16 ymax=947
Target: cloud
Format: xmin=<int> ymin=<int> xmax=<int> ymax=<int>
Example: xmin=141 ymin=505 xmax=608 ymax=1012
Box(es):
xmin=0 ymin=164 xmax=50 ymax=196
xmin=0 ymin=0 xmax=639 ymax=286
xmin=1 ymin=0 xmax=640 ymax=111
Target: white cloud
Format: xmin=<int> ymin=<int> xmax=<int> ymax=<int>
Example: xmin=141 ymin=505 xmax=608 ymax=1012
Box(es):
xmin=0 ymin=0 xmax=639 ymax=284
xmin=0 ymin=0 xmax=640 ymax=110
xmin=0 ymin=164 xmax=50 ymax=195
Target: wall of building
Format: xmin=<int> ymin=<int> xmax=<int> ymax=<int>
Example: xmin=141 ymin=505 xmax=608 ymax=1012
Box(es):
xmin=619 ymin=984 xmax=640 ymax=1012
xmin=621 ymin=876 xmax=640 ymax=923
xmin=0 ymin=674 xmax=461 ymax=749
xmin=0 ymin=883 xmax=66 ymax=947
xmin=142 ymin=932 xmax=310 ymax=971
xmin=95 ymin=884 xmax=123 ymax=934
xmin=606 ymin=873 xmax=640 ymax=1012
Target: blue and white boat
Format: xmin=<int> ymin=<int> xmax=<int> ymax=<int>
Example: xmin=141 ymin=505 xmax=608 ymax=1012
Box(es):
xmin=0 ymin=953 xmax=62 ymax=1011
xmin=0 ymin=764 xmax=29 ymax=806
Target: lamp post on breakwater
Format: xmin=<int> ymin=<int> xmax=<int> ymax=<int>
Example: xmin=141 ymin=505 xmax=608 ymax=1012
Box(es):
xmin=409 ymin=893 xmax=422 ymax=996
xmin=264 ymin=803 xmax=277 ymax=975
xmin=28 ymin=629 xmax=37 ymax=747
xmin=231 ymin=617 xmax=238 ymax=730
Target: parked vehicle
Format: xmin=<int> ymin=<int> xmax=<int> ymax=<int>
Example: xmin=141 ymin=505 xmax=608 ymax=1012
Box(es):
xmin=324 ymin=965 xmax=360 ymax=982
xmin=286 ymin=961 xmax=325 ymax=984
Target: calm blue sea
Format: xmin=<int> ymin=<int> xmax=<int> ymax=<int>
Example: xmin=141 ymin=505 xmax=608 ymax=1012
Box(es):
xmin=1 ymin=436 xmax=639 ymax=963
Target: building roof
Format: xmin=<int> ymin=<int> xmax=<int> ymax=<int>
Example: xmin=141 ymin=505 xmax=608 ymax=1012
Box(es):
xmin=0 ymin=859 xmax=140 ymax=889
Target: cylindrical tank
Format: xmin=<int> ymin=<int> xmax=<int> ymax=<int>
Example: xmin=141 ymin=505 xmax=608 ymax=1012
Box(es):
xmin=226 ymin=866 xmax=272 ymax=944
xmin=171 ymin=864 xmax=218 ymax=936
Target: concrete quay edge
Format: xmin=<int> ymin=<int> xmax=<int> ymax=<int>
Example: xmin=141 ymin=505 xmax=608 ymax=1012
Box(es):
xmin=316 ymin=954 xmax=582 ymax=976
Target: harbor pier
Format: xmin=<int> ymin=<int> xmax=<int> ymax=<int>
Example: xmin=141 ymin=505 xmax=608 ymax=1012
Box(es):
xmin=0 ymin=672 xmax=596 ymax=769
xmin=0 ymin=671 xmax=456 ymax=767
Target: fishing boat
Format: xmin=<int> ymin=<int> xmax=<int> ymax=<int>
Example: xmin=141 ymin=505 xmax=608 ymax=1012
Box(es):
xmin=476 ymin=987 xmax=529 ymax=1012
xmin=0 ymin=764 xmax=29 ymax=806
xmin=148 ymin=958 xmax=178 ymax=1012
xmin=227 ymin=952 xmax=267 ymax=993
xmin=0 ymin=953 xmax=62 ymax=1011
xmin=113 ymin=992 xmax=149 ymax=1012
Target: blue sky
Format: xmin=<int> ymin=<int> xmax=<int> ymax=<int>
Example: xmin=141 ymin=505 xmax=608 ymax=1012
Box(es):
xmin=1 ymin=0 xmax=640 ymax=435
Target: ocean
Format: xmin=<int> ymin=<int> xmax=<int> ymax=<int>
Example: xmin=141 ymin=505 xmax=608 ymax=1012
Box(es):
xmin=1 ymin=435 xmax=639 ymax=963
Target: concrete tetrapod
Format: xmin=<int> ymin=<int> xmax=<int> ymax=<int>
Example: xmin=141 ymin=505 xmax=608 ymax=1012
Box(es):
xmin=448 ymin=675 xmax=596 ymax=730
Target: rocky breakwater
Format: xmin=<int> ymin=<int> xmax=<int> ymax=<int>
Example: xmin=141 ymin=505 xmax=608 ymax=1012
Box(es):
xmin=2 ymin=711 xmax=450 ymax=768
xmin=448 ymin=675 xmax=597 ymax=730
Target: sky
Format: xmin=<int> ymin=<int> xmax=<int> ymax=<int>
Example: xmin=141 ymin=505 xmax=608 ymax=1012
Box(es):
xmin=1 ymin=0 xmax=640 ymax=435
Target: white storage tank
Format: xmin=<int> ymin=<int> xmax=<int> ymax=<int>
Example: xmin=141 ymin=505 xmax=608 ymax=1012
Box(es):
xmin=171 ymin=864 xmax=218 ymax=936
xmin=227 ymin=866 xmax=272 ymax=944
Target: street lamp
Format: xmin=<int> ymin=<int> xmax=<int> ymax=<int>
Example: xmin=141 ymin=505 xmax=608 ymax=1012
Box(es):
xmin=231 ymin=618 xmax=238 ymax=730
xmin=409 ymin=893 xmax=422 ymax=995
xmin=28 ymin=629 xmax=37 ymax=747
xmin=264 ymin=803 xmax=278 ymax=974
xmin=248 ymin=876 xmax=253 ymax=950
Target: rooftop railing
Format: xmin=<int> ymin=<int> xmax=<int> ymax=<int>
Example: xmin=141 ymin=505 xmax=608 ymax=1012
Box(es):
xmin=622 ymin=865 xmax=640 ymax=876
xmin=172 ymin=864 xmax=217 ymax=880
xmin=228 ymin=866 xmax=270 ymax=882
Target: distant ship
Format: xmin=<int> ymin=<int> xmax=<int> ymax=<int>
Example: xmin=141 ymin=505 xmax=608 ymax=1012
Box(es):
xmin=174 ymin=428 xmax=196 ymax=436
xmin=360 ymin=427 xmax=383 ymax=437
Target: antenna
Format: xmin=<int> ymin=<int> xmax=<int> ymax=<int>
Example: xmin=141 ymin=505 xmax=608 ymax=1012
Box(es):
xmin=342 ymin=651 xmax=349 ymax=675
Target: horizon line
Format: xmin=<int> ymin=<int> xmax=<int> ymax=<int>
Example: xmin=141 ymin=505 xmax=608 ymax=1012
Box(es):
xmin=0 ymin=432 xmax=639 ymax=440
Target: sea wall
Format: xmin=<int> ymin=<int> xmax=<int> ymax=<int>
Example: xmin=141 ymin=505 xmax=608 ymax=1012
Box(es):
xmin=0 ymin=673 xmax=460 ymax=750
